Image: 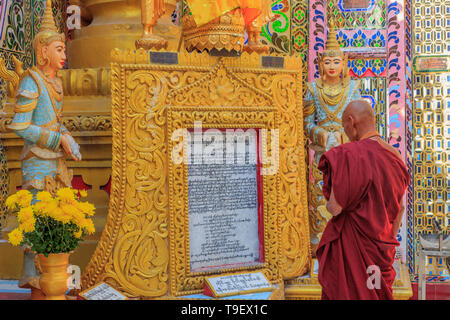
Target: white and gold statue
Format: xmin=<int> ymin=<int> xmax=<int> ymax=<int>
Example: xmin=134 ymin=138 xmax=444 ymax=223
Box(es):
xmin=304 ymin=20 xmax=362 ymax=254
xmin=1 ymin=0 xmax=81 ymax=297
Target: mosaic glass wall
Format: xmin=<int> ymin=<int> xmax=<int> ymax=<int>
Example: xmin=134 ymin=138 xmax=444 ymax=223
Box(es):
xmin=261 ymin=0 xmax=309 ymax=86
xmin=412 ymin=0 xmax=449 ymax=279
xmin=328 ymin=0 xmax=386 ymax=30
xmin=308 ymin=0 xmax=389 ymax=158
xmin=308 ymin=0 xmax=416 ymax=267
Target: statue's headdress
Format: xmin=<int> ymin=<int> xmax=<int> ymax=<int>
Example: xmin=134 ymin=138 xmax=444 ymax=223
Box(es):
xmin=317 ymin=19 xmax=349 ymax=79
xmin=33 ymin=0 xmax=65 ymax=66
xmin=318 ymin=20 xmax=344 ymax=60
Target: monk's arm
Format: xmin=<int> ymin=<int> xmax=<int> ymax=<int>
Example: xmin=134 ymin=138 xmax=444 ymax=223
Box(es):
xmin=326 ymin=187 xmax=343 ymax=216
xmin=392 ymin=196 xmax=405 ymax=236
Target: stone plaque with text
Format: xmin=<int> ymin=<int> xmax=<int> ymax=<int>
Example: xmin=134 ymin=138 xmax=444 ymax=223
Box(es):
xmin=204 ymin=271 xmax=273 ymax=298
xmin=187 ymin=129 xmax=263 ymax=273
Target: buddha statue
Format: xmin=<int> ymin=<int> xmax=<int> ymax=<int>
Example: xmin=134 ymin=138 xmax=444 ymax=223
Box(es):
xmin=304 ymin=20 xmax=362 ymax=255
xmin=5 ymin=0 xmax=81 ymax=296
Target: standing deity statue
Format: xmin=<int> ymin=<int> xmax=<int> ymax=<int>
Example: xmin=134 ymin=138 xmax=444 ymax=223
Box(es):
xmin=304 ymin=21 xmax=362 ymax=254
xmin=136 ymin=0 xmax=168 ymax=50
xmin=243 ymin=0 xmax=273 ymax=54
xmin=3 ymin=0 xmax=81 ymax=294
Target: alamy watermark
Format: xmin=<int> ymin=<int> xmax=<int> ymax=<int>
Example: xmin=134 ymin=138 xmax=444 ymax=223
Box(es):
xmin=170 ymin=121 xmax=279 ymax=175
xmin=366 ymin=265 xmax=381 ymax=290
xmin=67 ymin=264 xmax=81 ymax=290
xmin=67 ymin=5 xmax=81 ymax=30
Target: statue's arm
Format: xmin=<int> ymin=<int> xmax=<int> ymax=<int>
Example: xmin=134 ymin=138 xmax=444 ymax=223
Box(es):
xmin=303 ymin=87 xmax=328 ymax=148
xmin=7 ymin=77 xmax=62 ymax=151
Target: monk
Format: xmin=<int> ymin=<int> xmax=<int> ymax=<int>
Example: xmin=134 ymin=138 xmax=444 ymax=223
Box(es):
xmin=316 ymin=100 xmax=410 ymax=300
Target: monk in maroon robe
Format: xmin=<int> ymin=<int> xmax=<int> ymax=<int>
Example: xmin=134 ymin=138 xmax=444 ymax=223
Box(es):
xmin=316 ymin=100 xmax=410 ymax=300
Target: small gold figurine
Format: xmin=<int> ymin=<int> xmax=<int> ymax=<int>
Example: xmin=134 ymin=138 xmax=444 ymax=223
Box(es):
xmin=136 ymin=0 xmax=169 ymax=50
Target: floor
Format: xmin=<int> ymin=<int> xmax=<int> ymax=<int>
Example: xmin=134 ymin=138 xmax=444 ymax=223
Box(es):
xmin=0 ymin=280 xmax=30 ymax=300
xmin=0 ymin=280 xmax=448 ymax=300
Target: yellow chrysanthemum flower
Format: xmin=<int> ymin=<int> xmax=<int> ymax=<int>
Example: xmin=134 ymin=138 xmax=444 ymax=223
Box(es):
xmin=81 ymin=219 xmax=95 ymax=235
xmin=8 ymin=228 xmax=23 ymax=246
xmin=58 ymin=214 xmax=72 ymax=224
xmin=39 ymin=200 xmax=56 ymax=217
xmin=15 ymin=190 xmax=33 ymax=208
xmin=56 ymin=188 xmax=77 ymax=202
xmin=36 ymin=191 xmax=53 ymax=203
xmin=20 ymin=217 xmax=36 ymax=233
xmin=32 ymin=202 xmax=46 ymax=216
xmin=17 ymin=207 xmax=34 ymax=223
xmin=77 ymin=202 xmax=96 ymax=217
xmin=79 ymin=190 xmax=88 ymax=198
xmin=5 ymin=194 xmax=18 ymax=210
xmin=74 ymin=229 xmax=83 ymax=239
xmin=49 ymin=207 xmax=64 ymax=221
xmin=61 ymin=204 xmax=83 ymax=220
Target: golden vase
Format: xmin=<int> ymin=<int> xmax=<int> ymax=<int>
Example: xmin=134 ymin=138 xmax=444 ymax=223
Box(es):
xmin=38 ymin=253 xmax=70 ymax=300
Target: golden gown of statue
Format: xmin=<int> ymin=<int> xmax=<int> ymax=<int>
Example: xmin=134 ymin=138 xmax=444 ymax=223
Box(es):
xmin=304 ymin=21 xmax=362 ymax=254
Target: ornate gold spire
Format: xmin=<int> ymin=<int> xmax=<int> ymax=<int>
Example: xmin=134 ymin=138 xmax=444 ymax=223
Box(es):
xmin=322 ymin=19 xmax=343 ymax=58
xmin=39 ymin=0 xmax=59 ymax=34
xmin=33 ymin=0 xmax=65 ymax=67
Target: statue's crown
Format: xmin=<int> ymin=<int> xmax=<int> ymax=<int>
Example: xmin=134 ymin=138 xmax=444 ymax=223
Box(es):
xmin=33 ymin=0 xmax=65 ymax=66
xmin=39 ymin=0 xmax=60 ymax=35
xmin=321 ymin=20 xmax=344 ymax=58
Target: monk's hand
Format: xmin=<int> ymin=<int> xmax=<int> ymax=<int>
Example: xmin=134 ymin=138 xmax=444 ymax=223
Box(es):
xmin=61 ymin=134 xmax=80 ymax=161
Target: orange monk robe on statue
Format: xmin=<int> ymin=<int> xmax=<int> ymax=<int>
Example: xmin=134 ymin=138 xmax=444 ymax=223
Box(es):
xmin=186 ymin=0 xmax=263 ymax=26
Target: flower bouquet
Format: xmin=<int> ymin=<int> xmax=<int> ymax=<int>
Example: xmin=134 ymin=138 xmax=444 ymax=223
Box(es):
xmin=5 ymin=187 xmax=95 ymax=299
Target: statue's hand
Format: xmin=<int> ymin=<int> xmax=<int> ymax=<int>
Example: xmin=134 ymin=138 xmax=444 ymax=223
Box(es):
xmin=61 ymin=134 xmax=80 ymax=161
xmin=325 ymin=131 xmax=339 ymax=151
xmin=334 ymin=131 xmax=343 ymax=145
xmin=317 ymin=131 xmax=329 ymax=149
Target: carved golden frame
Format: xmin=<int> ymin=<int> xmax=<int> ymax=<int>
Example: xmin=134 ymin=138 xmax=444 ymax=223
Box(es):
xmin=167 ymin=105 xmax=280 ymax=296
xmin=81 ymin=49 xmax=310 ymax=298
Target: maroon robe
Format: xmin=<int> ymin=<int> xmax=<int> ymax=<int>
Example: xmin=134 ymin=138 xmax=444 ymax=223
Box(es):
xmin=316 ymin=138 xmax=410 ymax=300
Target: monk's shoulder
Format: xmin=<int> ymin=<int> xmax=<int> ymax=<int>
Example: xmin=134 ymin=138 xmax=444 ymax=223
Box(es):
xmin=325 ymin=141 xmax=359 ymax=162
xmin=376 ymin=139 xmax=402 ymax=160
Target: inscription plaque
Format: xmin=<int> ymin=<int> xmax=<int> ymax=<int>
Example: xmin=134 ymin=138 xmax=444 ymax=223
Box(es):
xmin=187 ymin=129 xmax=264 ymax=273
xmin=204 ymin=271 xmax=273 ymax=298
xmin=79 ymin=282 xmax=128 ymax=300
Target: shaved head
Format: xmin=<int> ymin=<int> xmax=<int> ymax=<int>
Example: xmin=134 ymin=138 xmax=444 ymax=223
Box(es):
xmin=342 ymin=100 xmax=377 ymax=141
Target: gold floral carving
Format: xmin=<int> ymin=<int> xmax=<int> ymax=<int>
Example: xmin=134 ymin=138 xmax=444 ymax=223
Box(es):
xmin=63 ymin=115 xmax=112 ymax=132
xmin=81 ymin=50 xmax=309 ymax=298
xmin=182 ymin=9 xmax=245 ymax=53
xmin=308 ymin=159 xmax=329 ymax=255
xmin=0 ymin=115 xmax=111 ymax=133
xmin=57 ymin=68 xmax=111 ymax=96
xmin=167 ymin=105 xmax=280 ymax=296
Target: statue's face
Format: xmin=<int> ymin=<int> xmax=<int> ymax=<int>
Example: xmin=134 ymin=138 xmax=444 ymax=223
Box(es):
xmin=321 ymin=56 xmax=344 ymax=80
xmin=42 ymin=40 xmax=66 ymax=71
